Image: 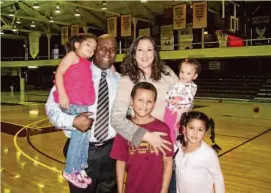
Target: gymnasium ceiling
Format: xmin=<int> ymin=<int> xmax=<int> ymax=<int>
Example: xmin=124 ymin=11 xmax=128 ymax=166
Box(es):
xmin=0 ymin=1 xmax=260 ymax=40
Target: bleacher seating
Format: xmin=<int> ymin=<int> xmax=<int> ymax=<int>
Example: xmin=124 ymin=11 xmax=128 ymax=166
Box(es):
xmin=194 ymin=75 xmax=270 ymax=100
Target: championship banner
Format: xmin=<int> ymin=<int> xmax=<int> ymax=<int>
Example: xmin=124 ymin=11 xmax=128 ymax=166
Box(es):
xmin=178 ymin=23 xmax=193 ymax=50
xmin=61 ymin=26 xmax=69 ymax=45
xmin=193 ymin=2 xmax=207 ymax=29
xmin=107 ymin=16 xmax=117 ymax=37
xmin=29 ymin=32 xmax=41 ymax=59
xmin=138 ymin=28 xmax=150 ymax=37
xmin=160 ymin=25 xmax=174 ymax=51
xmin=251 ymin=16 xmax=270 ymax=40
xmin=70 ymin=25 xmax=79 ymax=37
xmin=173 ymin=4 xmax=186 ymax=30
xmin=121 ymin=14 xmax=132 ymax=37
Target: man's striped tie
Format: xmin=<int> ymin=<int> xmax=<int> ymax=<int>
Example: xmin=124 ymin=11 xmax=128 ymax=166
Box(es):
xmin=94 ymin=71 xmax=109 ymax=142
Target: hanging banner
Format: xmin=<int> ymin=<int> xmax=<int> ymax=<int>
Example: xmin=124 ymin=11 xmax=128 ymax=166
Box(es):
xmin=160 ymin=25 xmax=174 ymax=51
xmin=178 ymin=23 xmax=193 ymax=50
xmin=121 ymin=14 xmax=132 ymax=37
xmin=83 ymin=26 xmax=88 ymax=34
xmin=138 ymin=28 xmax=150 ymax=37
xmin=173 ymin=4 xmax=186 ymax=30
xmin=61 ymin=26 xmax=69 ymax=45
xmin=251 ymin=16 xmax=270 ymax=40
xmin=70 ymin=25 xmax=79 ymax=37
xmin=193 ymin=1 xmax=207 ymax=29
xmin=107 ymin=16 xmax=117 ymax=37
xmin=29 ymin=32 xmax=41 ymax=59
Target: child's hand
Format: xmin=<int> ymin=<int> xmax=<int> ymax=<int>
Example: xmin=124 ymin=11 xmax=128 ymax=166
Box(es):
xmin=59 ymin=94 xmax=70 ymax=109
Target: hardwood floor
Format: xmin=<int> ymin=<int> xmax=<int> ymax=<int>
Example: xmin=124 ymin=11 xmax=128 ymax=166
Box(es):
xmin=1 ymin=92 xmax=271 ymax=193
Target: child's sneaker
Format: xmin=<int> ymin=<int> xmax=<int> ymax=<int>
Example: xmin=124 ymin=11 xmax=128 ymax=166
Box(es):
xmin=80 ymin=170 xmax=92 ymax=185
xmin=63 ymin=170 xmax=88 ymax=189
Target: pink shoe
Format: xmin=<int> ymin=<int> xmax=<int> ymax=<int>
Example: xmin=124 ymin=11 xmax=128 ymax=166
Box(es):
xmin=80 ymin=170 xmax=92 ymax=185
xmin=63 ymin=171 xmax=88 ymax=189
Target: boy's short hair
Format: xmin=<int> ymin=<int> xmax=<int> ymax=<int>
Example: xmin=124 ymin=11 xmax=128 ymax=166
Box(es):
xmin=131 ymin=82 xmax=157 ymax=101
xmin=179 ymin=59 xmax=201 ymax=74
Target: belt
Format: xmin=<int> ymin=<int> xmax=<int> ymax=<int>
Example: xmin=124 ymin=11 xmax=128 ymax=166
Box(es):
xmin=89 ymin=138 xmax=114 ymax=148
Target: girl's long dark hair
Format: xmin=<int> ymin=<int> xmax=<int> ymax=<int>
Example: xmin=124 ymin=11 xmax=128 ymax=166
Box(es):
xmin=120 ymin=36 xmax=169 ymax=84
xmin=65 ymin=33 xmax=97 ymax=53
xmin=177 ymin=111 xmax=221 ymax=153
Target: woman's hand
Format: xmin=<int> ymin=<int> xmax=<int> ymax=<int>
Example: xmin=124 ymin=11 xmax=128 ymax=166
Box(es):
xmin=143 ymin=132 xmax=172 ymax=155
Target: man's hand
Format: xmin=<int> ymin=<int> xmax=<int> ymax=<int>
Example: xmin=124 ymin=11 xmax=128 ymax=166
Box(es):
xmin=143 ymin=132 xmax=172 ymax=156
xmin=73 ymin=112 xmax=94 ymax=132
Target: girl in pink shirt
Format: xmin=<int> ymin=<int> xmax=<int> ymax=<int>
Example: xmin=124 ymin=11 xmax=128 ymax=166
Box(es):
xmin=53 ymin=34 xmax=97 ymax=189
xmin=175 ymin=111 xmax=224 ymax=193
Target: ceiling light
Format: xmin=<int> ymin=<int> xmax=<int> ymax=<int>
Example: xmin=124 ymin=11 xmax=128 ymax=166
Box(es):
xmin=55 ymin=3 xmax=61 ymax=14
xmin=16 ymin=18 xmax=21 ymax=24
xmin=74 ymin=6 xmax=80 ymax=17
xmin=0 ymin=30 xmax=4 ymax=35
xmin=101 ymin=1 xmax=107 ymax=10
xmin=140 ymin=0 xmax=148 ymax=2
xmin=49 ymin=16 xmax=54 ymax=23
xmin=9 ymin=6 xmax=15 ymax=17
xmin=204 ymin=31 xmax=208 ymax=35
xmin=12 ymin=26 xmax=18 ymax=32
xmin=30 ymin=21 xmax=36 ymax=28
xmin=32 ymin=2 xmax=39 ymax=9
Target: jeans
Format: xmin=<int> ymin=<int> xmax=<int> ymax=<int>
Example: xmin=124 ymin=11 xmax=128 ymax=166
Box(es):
xmin=63 ymin=104 xmax=90 ymax=174
xmin=63 ymin=138 xmax=117 ymax=193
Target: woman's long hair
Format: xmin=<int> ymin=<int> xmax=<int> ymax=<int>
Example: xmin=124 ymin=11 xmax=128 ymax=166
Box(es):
xmin=120 ymin=36 xmax=169 ymax=84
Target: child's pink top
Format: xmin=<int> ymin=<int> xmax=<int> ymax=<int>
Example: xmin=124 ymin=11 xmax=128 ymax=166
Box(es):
xmin=53 ymin=57 xmax=95 ymax=105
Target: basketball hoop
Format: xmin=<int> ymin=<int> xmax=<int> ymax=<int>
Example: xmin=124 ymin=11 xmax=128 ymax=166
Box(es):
xmin=216 ymin=30 xmax=228 ymax=48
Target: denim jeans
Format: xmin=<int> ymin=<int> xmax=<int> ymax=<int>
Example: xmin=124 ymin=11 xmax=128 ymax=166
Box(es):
xmin=63 ymin=104 xmax=90 ymax=174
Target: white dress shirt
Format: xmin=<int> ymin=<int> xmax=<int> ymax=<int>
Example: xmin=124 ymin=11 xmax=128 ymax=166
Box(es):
xmin=45 ymin=63 xmax=120 ymax=142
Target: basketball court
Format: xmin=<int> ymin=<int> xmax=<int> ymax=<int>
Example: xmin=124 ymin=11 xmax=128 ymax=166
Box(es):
xmin=1 ymin=91 xmax=271 ymax=193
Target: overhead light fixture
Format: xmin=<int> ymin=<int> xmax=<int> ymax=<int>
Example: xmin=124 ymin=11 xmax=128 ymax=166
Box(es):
xmin=30 ymin=21 xmax=36 ymax=28
xmin=9 ymin=6 xmax=15 ymax=17
xmin=32 ymin=2 xmax=39 ymax=9
xmin=49 ymin=16 xmax=54 ymax=23
xmin=49 ymin=12 xmax=54 ymax=23
xmin=101 ymin=1 xmax=107 ymax=10
xmin=55 ymin=3 xmax=61 ymax=14
xmin=204 ymin=31 xmax=208 ymax=35
xmin=0 ymin=29 xmax=4 ymax=35
xmin=140 ymin=0 xmax=148 ymax=3
xmin=16 ymin=18 xmax=21 ymax=24
xmin=12 ymin=25 xmax=18 ymax=32
xmin=74 ymin=6 xmax=80 ymax=17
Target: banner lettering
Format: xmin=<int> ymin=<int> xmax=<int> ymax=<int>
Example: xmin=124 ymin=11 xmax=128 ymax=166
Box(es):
xmin=70 ymin=25 xmax=79 ymax=37
xmin=193 ymin=2 xmax=207 ymax=29
xmin=178 ymin=23 xmax=193 ymax=50
xmin=107 ymin=16 xmax=117 ymax=37
xmin=161 ymin=25 xmax=174 ymax=51
xmin=61 ymin=27 xmax=69 ymax=45
xmin=121 ymin=14 xmax=132 ymax=37
xmin=173 ymin=4 xmax=186 ymax=30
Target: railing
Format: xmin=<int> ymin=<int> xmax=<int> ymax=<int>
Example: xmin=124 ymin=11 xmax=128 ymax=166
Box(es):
xmin=1 ymin=38 xmax=271 ymax=62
